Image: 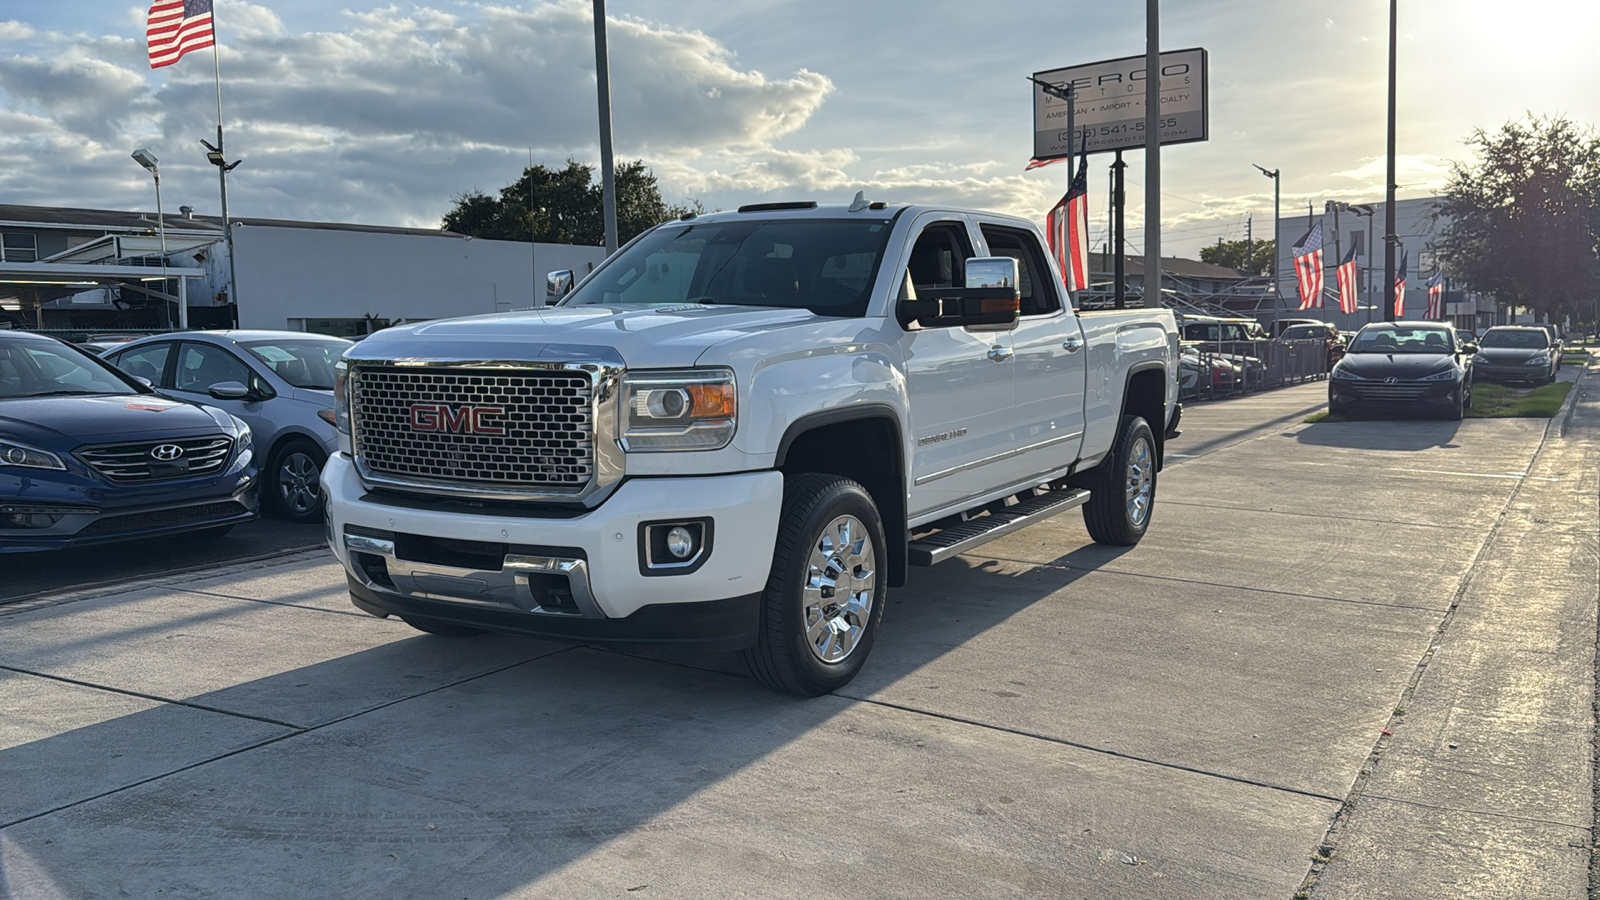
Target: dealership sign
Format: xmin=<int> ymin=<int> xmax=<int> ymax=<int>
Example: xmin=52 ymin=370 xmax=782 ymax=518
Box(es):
xmin=1032 ymin=48 xmax=1209 ymax=161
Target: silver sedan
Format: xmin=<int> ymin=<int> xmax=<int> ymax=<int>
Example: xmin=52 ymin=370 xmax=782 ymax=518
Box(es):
xmin=103 ymin=330 xmax=351 ymax=522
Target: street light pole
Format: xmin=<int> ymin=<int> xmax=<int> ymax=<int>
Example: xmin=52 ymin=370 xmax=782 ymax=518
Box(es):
xmin=1252 ymin=164 xmax=1280 ymax=329
xmin=131 ymin=149 xmax=178 ymax=330
xmin=1384 ymin=0 xmax=1398 ymax=322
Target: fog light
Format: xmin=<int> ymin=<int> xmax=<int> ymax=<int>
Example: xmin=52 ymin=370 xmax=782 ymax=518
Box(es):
xmin=666 ymin=526 xmax=696 ymax=559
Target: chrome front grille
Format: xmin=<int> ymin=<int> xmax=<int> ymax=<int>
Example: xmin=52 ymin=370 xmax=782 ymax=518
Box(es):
xmin=351 ymin=366 xmax=596 ymax=493
xmin=77 ymin=436 xmax=233 ymax=482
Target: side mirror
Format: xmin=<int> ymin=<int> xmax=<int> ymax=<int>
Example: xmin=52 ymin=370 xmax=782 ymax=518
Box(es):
xmin=897 ymin=256 xmax=1021 ymax=330
xmin=209 ymin=381 xmax=250 ymax=400
xmin=133 ymin=376 xmax=154 ymax=388
xmin=546 ymin=270 xmax=575 ymax=299
xmin=1462 ymin=342 xmax=1478 ymax=354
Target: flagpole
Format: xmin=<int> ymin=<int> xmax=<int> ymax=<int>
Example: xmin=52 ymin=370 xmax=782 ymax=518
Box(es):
xmin=210 ymin=23 xmax=239 ymax=313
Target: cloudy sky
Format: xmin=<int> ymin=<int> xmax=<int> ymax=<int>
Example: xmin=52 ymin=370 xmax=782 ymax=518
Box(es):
xmin=1 ymin=0 xmax=1596 ymax=259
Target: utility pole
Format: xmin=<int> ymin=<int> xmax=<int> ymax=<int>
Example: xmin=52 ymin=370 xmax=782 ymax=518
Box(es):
xmin=1384 ymin=0 xmax=1398 ymax=321
xmin=1113 ymin=151 xmax=1126 ymax=308
xmin=593 ymin=0 xmax=618 ymax=254
xmin=1252 ymin=165 xmax=1281 ymax=330
xmin=1143 ymin=0 xmax=1162 ymax=308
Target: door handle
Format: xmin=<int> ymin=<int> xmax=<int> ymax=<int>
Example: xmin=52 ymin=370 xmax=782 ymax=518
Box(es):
xmin=1062 ymin=335 xmax=1084 ymax=352
xmin=987 ymin=344 xmax=1013 ymax=362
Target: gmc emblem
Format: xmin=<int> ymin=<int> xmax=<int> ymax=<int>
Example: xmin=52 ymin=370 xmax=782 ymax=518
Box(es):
xmin=409 ymin=404 xmax=506 ymax=436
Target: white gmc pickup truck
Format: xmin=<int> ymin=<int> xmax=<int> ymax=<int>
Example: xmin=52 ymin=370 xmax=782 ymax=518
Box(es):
xmin=323 ymin=199 xmax=1180 ymax=695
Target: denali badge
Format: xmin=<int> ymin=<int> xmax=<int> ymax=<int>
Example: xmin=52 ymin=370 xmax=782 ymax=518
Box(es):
xmin=917 ymin=427 xmax=968 ymax=446
xmin=409 ymin=404 xmax=506 ymax=436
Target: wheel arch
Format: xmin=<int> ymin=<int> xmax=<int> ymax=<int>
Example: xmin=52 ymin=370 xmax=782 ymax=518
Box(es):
xmin=775 ymin=406 xmax=908 ymax=588
xmin=1123 ymin=363 xmax=1170 ymax=469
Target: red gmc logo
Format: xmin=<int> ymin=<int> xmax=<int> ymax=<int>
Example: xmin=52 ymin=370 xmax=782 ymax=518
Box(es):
xmin=409 ymin=404 xmax=506 ymax=435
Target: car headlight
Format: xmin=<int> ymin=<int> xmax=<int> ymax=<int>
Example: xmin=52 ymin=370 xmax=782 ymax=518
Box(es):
xmin=1331 ymin=367 xmax=1363 ymax=380
xmin=0 ymin=438 xmax=67 ymax=471
xmin=230 ymin=416 xmax=254 ymax=451
xmin=1421 ymin=367 xmax=1459 ymax=381
xmin=619 ymin=369 xmax=736 ymax=452
xmin=1525 ymin=353 xmax=1550 ymax=365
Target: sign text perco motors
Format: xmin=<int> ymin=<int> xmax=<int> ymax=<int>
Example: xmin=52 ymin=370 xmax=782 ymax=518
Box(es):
xmin=1032 ymin=48 xmax=1208 ymax=161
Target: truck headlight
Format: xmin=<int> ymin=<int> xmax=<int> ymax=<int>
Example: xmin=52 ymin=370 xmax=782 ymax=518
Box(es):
xmin=333 ymin=360 xmax=351 ymax=436
xmin=619 ymin=369 xmax=736 ymax=451
xmin=0 ymin=438 xmax=66 ymax=471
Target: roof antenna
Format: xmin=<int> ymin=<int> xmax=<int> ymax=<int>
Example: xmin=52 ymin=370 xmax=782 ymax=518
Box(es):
xmin=848 ymin=190 xmax=870 ymax=212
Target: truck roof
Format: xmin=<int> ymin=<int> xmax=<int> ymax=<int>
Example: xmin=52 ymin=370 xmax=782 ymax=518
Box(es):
xmin=677 ymin=198 xmax=1039 ymax=231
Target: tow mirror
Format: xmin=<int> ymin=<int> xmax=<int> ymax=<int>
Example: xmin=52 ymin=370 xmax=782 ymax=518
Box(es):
xmin=546 ymin=270 xmax=575 ymax=299
xmin=898 ymin=256 xmax=1021 ymax=330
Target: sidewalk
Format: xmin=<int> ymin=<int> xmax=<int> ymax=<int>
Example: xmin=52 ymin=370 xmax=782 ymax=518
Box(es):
xmin=1310 ymin=358 xmax=1599 ymax=898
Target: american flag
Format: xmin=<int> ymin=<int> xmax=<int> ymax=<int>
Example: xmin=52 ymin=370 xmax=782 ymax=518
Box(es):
xmin=1025 ymin=156 xmax=1065 ymax=172
xmin=1425 ymin=270 xmax=1445 ymax=319
xmin=1291 ymin=221 xmax=1324 ymax=310
xmin=147 ymin=0 xmax=214 ymax=69
xmin=1334 ymin=244 xmax=1359 ymax=315
xmin=1045 ymin=151 xmax=1090 ymax=294
xmin=1392 ymin=249 xmax=1408 ymax=317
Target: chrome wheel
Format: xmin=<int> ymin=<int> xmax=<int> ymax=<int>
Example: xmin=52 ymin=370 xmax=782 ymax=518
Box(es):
xmin=802 ymin=514 xmax=876 ymax=664
xmin=1125 ymin=435 xmax=1154 ymax=528
xmin=277 ymin=450 xmax=322 ymax=517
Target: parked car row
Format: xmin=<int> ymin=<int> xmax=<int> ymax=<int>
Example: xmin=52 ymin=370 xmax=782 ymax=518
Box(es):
xmin=0 ymin=329 xmax=349 ymax=555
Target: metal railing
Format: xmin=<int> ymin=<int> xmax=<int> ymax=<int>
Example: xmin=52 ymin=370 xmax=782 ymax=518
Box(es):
xmin=1181 ymin=338 xmax=1333 ymax=402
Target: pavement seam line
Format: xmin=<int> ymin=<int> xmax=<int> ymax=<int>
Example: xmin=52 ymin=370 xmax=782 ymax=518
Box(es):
xmin=1292 ymin=368 xmax=1572 ymax=899
xmin=170 ymin=586 xmax=377 ymax=618
xmin=0 ymin=546 xmax=325 ymax=612
xmin=843 ymin=695 xmax=1344 ymax=804
xmin=980 ymin=554 xmax=1442 ymax=612
xmin=1157 ymin=499 xmax=1462 ymax=529
xmin=1361 ymin=792 xmax=1590 ymax=832
xmin=0 ymin=645 xmax=579 ymax=831
xmin=0 ymin=663 xmax=305 ymax=729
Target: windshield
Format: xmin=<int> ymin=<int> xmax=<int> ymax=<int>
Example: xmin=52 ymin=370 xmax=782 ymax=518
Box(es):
xmin=1280 ymin=326 xmax=1325 ymax=340
xmin=241 ymin=338 xmax=351 ymax=390
xmin=0 ymin=339 xmax=139 ymax=399
xmin=1478 ymin=329 xmax=1548 ymax=350
xmin=1347 ymin=325 xmax=1456 ymax=355
xmin=559 ymin=218 xmax=894 ymax=316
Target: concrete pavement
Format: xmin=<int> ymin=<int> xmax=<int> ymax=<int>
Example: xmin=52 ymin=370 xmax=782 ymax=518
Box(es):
xmin=1 ymin=368 xmax=1594 ymax=899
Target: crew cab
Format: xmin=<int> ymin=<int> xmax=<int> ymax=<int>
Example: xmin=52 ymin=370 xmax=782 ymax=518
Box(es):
xmin=323 ymin=198 xmax=1179 ymax=695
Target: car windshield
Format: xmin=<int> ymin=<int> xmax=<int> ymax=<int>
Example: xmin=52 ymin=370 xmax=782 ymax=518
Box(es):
xmin=559 ymin=218 xmax=893 ymax=316
xmin=240 ymin=338 xmax=351 ymax=390
xmin=1478 ymin=329 xmax=1548 ymax=349
xmin=0 ymin=339 xmax=138 ymax=399
xmin=1347 ymin=325 xmax=1455 ymax=354
xmin=1280 ymin=326 xmax=1324 ymax=340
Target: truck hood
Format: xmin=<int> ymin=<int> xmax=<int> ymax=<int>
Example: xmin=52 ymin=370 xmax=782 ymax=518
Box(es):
xmin=351 ymin=305 xmax=826 ymax=369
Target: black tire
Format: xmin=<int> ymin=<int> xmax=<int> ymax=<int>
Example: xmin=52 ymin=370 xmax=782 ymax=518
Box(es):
xmin=1447 ymin=385 xmax=1465 ymax=420
xmin=399 ymin=615 xmax=485 ymax=637
xmin=1079 ymin=415 xmax=1156 ymax=546
xmin=267 ymin=439 xmax=326 ymax=524
xmin=742 ymin=474 xmax=887 ymax=696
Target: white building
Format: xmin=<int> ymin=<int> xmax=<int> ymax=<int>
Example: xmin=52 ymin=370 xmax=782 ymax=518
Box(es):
xmin=1272 ymin=197 xmax=1499 ymax=332
xmin=0 ymin=204 xmax=607 ymax=336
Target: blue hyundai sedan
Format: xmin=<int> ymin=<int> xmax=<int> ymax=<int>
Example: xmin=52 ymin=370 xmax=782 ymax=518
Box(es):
xmin=0 ymin=331 xmax=258 ymax=553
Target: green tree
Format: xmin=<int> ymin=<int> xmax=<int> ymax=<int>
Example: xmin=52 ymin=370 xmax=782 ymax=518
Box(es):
xmin=442 ymin=159 xmax=697 ymax=246
xmin=1435 ymin=115 xmax=1600 ymax=323
xmin=1199 ymin=238 xmax=1274 ymax=276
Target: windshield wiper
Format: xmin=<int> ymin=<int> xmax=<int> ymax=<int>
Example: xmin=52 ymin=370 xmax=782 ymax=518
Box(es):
xmin=26 ymin=389 xmax=115 ymax=397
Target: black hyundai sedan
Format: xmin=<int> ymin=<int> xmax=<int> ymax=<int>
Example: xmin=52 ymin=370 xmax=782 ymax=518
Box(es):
xmin=0 ymin=332 xmax=258 ymax=553
xmin=1328 ymin=322 xmax=1475 ymax=419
